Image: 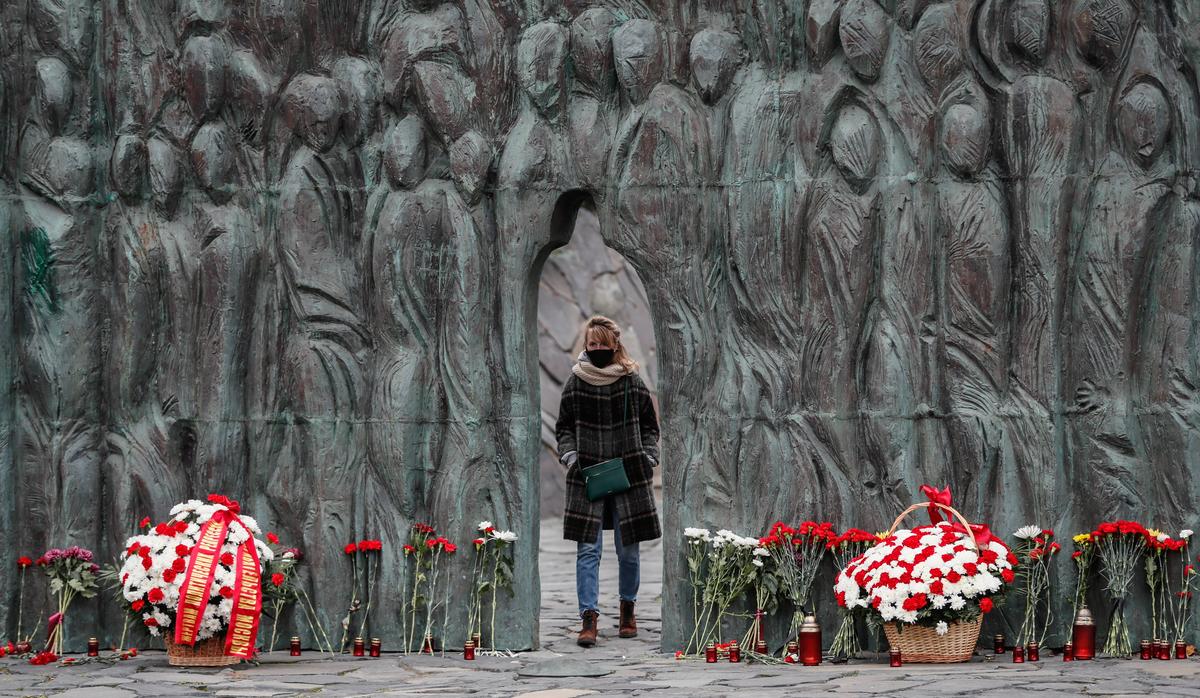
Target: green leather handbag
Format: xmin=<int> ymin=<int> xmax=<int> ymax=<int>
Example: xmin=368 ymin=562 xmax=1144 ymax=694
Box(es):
xmin=582 ymin=380 xmax=632 ymax=502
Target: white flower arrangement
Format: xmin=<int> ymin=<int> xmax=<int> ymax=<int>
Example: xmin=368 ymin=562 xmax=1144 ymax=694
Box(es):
xmin=118 ymin=497 xmax=273 ymax=641
xmin=834 ymin=522 xmax=1015 ymax=628
xmin=1013 ymin=525 xmax=1042 ymax=540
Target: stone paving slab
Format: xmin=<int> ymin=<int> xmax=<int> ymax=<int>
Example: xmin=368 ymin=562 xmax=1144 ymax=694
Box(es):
xmin=3 ymin=520 xmax=1200 ymax=696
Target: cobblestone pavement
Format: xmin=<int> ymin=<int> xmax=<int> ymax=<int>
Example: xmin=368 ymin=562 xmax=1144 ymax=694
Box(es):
xmin=3 ymin=520 xmax=1200 ymax=696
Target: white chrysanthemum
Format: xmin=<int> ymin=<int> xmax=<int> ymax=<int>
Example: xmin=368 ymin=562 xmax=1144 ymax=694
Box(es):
xmin=1013 ymin=525 xmax=1042 ymax=540
xmin=948 ymin=595 xmax=966 ymax=611
xmin=930 ymin=595 xmax=948 ymax=609
xmin=492 ymin=530 xmax=518 ymax=543
xmin=684 ymin=527 xmax=711 ymax=540
xmin=752 ymin=559 xmax=764 ymax=567
xmin=477 ymin=520 xmax=493 ymax=531
xmin=753 ymin=547 xmax=771 ymax=558
xmin=1181 ymin=530 xmax=1194 ymax=540
xmin=936 ymin=621 xmax=949 ymax=636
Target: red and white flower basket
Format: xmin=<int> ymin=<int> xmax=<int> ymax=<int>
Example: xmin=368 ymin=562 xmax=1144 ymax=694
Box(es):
xmin=118 ymin=495 xmax=273 ymax=666
xmin=835 ymin=501 xmax=1016 ymax=663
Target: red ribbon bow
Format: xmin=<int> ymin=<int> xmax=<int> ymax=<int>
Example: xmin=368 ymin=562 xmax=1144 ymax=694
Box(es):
xmin=920 ymin=484 xmax=952 ymax=524
xmin=207 ymin=494 xmax=241 ymax=514
xmin=948 ymin=521 xmax=996 ymax=548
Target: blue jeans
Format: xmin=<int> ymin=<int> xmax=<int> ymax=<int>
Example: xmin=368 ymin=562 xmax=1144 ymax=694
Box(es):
xmin=576 ymin=504 xmax=640 ymax=616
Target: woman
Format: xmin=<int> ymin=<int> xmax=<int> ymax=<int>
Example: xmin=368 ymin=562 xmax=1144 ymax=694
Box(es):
xmin=556 ymin=316 xmax=660 ymax=647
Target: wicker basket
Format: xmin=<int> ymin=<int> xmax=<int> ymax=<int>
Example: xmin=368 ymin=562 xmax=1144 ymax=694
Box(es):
xmin=879 ymin=501 xmax=985 ymax=663
xmin=164 ymin=634 xmax=241 ymax=667
xmin=884 ymin=617 xmax=982 ymax=663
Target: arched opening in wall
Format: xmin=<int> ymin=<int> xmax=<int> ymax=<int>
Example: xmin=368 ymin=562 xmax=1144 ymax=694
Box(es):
xmin=534 ymin=190 xmax=662 ymax=651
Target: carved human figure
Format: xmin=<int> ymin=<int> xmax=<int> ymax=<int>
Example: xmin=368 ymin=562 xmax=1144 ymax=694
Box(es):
xmin=568 ymin=8 xmax=619 ymax=191
xmin=798 ymin=99 xmax=885 ymax=511
xmin=934 ymin=98 xmax=1015 ymax=514
xmin=268 ymin=73 xmax=367 ymax=621
xmin=101 ymin=135 xmax=187 ymax=555
xmin=1067 ymin=79 xmax=1176 ymax=522
xmin=16 ymin=51 xmax=101 ymax=552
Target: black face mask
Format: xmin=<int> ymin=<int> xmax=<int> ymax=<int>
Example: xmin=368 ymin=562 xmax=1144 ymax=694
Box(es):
xmin=586 ymin=349 xmax=615 ymax=368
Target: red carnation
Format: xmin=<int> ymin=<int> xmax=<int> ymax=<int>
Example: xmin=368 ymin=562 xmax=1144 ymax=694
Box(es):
xmin=155 ymin=523 xmax=172 ymax=536
xmin=473 ymin=538 xmax=485 ymax=546
xmin=403 ymin=544 xmax=415 ymax=555
xmin=1071 ymin=551 xmax=1082 ymax=559
xmin=946 ymin=571 xmax=962 ymax=584
xmin=1006 ymin=552 xmax=1018 ymax=566
xmin=131 ymin=600 xmax=145 ymax=611
xmin=1049 ymin=542 xmax=1061 ymax=554
xmin=963 ymin=562 xmax=978 ymax=576
xmin=837 ymin=591 xmax=847 ymax=607
xmin=444 ymin=542 xmax=458 ymax=554
xmin=220 ymin=552 xmax=234 ymax=566
xmin=1001 ymin=568 xmax=1015 ymax=584
xmin=174 ymin=520 xmax=188 ymax=533
xmin=266 ymin=532 xmax=279 ymax=544
xmin=176 ymin=545 xmax=191 ymax=557
xmin=219 ymin=586 xmax=234 ymax=598
xmin=144 ymin=618 xmax=158 ymax=627
xmin=17 ymin=556 xmax=32 ymax=568
xmin=344 ymin=543 xmax=358 ymax=555
xmin=148 ymin=588 xmax=164 ymax=603
xmin=902 ymin=593 xmax=928 ymax=611
xmin=941 ymin=553 xmax=954 ymax=562
xmin=979 ymin=550 xmax=998 ymax=564
xmin=172 ymin=558 xmax=187 ymax=573
xmin=139 ymin=516 xmax=151 ymax=528
xmin=162 ymin=569 xmax=177 ymax=583
xmin=141 ymin=556 xmax=153 ymax=570
xmin=979 ymin=597 xmax=994 ymax=613
xmin=271 ymin=573 xmax=285 ymax=587
xmin=930 ymin=580 xmax=944 ymax=595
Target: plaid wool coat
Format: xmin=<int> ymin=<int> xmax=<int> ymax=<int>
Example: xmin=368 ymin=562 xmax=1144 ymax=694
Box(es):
xmin=555 ymin=372 xmax=661 ymax=544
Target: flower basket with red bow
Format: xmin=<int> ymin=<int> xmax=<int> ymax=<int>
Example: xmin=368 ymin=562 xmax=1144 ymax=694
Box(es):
xmin=834 ymin=488 xmax=1015 ymax=663
xmin=116 ymin=495 xmax=273 ymax=666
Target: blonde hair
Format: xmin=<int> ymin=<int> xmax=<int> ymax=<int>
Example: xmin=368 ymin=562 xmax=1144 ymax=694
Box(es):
xmin=583 ymin=315 xmax=639 ymax=373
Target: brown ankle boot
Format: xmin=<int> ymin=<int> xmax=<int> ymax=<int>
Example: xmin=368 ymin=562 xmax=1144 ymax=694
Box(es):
xmin=619 ymin=600 xmax=637 ymax=638
xmin=578 ymin=610 xmax=599 ymax=647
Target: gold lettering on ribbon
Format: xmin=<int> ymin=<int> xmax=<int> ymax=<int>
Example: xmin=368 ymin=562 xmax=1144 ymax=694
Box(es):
xmin=173 ymin=514 xmax=230 ymax=646
xmin=224 ymin=530 xmax=264 ymax=658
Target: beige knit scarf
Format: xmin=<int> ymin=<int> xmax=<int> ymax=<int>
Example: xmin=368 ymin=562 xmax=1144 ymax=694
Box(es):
xmin=572 ymin=351 xmax=632 ymax=386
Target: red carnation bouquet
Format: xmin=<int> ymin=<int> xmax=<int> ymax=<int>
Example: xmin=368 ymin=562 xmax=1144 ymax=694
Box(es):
xmin=1091 ymin=520 xmax=1149 ymax=657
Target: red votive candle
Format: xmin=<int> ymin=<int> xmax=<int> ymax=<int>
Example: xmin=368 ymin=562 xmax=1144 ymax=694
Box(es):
xmin=1063 ymin=642 xmax=1074 ymax=661
xmin=705 ymin=642 xmax=717 ymax=663
xmin=352 ymin=637 xmax=364 ymax=657
xmin=1141 ymin=640 xmax=1152 ymax=660
xmin=994 ymin=634 xmax=1005 ymax=654
xmin=889 ymin=648 xmax=902 ymax=667
xmin=1012 ymin=645 xmax=1025 ymax=663
xmin=1159 ymin=640 xmax=1171 ymax=660
xmin=1072 ymin=608 xmax=1095 ymax=660
xmin=799 ymin=615 xmax=821 ymax=666
xmin=370 ymin=638 xmax=381 ymax=657
xmin=1176 ymin=641 xmax=1187 ymax=660
xmin=290 ymin=637 xmax=301 ymax=656
xmin=1027 ymin=642 xmax=1039 ymax=662
xmin=464 ymin=640 xmax=475 ymax=660
xmin=729 ymin=640 xmax=741 ymax=663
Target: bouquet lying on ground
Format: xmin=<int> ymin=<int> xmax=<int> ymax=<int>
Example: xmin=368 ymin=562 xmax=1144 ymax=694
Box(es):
xmin=116 ymin=495 xmax=273 ymax=658
xmin=836 ymin=518 xmax=1015 ymax=632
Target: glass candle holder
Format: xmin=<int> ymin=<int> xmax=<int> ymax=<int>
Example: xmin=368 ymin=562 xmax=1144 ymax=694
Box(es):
xmin=1159 ymin=640 xmax=1171 ymax=660
xmin=1072 ymin=607 xmax=1096 ymax=660
xmin=729 ymin=640 xmax=741 ymax=663
xmin=705 ymin=642 xmax=717 ymax=663
xmin=422 ymin=634 xmax=435 ymax=654
xmin=1063 ymin=642 xmax=1074 ymax=661
xmin=1176 ymin=641 xmax=1187 ymax=660
xmin=290 ymin=637 xmax=301 ymax=657
xmin=994 ymin=634 xmax=1005 ymax=654
xmin=1027 ymin=642 xmax=1039 ymax=662
xmin=464 ymin=640 xmax=476 ymax=660
xmin=889 ymin=649 xmax=902 ymax=667
xmin=87 ymin=638 xmax=99 ymax=657
xmin=1141 ymin=640 xmax=1152 ymax=660
xmin=1012 ymin=645 xmax=1025 ymax=663
xmin=799 ymin=615 xmax=822 ymax=666
xmin=370 ymin=638 xmax=381 ymax=657
xmin=352 ymin=637 xmax=364 ymax=657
